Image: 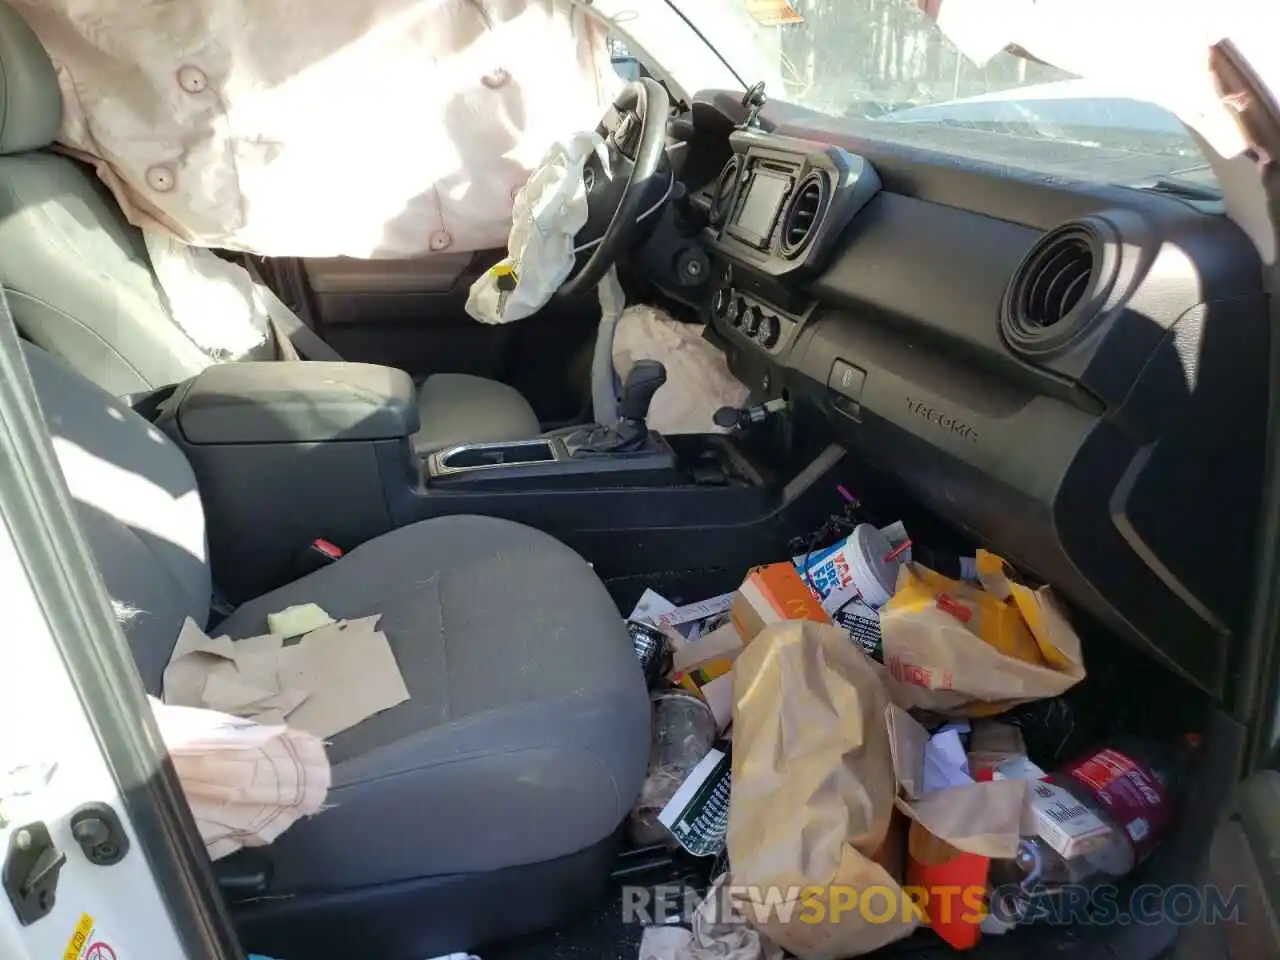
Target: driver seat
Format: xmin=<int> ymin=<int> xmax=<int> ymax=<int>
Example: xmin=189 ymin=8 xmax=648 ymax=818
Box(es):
xmin=0 ymin=5 xmax=541 ymax=456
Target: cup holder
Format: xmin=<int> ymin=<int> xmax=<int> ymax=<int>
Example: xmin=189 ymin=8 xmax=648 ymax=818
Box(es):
xmin=433 ymin=439 xmax=560 ymax=475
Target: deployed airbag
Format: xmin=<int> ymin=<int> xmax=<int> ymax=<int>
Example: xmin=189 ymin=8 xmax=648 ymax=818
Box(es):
xmin=466 ymin=131 xmax=609 ymax=325
xmin=612 ymin=305 xmax=749 ymax=435
xmin=12 ymin=0 xmax=617 ymax=258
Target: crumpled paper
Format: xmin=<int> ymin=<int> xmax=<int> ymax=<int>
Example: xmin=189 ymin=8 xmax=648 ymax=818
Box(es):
xmin=163 ymin=620 xmax=306 ymax=726
xmin=684 ymin=875 xmax=784 ymax=960
xmin=638 ymin=874 xmax=784 ymax=960
xmin=162 ymin=615 xmax=409 ymax=738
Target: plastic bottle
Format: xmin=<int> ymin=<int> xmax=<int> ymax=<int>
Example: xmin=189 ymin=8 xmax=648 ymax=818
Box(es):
xmin=989 ymin=735 xmax=1200 ymax=921
xmin=627 ymin=691 xmax=719 ymax=847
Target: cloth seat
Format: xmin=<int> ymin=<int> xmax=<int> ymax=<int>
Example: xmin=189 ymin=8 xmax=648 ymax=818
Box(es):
xmin=216 ymin=514 xmax=646 ymax=891
xmin=0 ymin=3 xmax=541 ymax=455
xmin=24 ymin=341 xmax=649 ymax=920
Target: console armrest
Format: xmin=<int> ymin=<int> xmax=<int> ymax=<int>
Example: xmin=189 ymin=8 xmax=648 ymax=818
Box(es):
xmin=176 ymin=362 xmax=419 ymax=444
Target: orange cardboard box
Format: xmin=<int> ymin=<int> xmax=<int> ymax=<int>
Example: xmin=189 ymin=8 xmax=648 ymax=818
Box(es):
xmin=731 ymin=563 xmax=831 ymax=642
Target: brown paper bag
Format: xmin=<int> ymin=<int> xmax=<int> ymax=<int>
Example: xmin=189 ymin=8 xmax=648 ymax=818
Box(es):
xmin=878 ymin=557 xmax=1085 ymax=716
xmin=728 ymin=622 xmax=918 ymax=958
xmin=885 ymin=705 xmax=1026 ymax=860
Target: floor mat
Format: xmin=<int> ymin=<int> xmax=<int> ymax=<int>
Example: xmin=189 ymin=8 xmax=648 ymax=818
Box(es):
xmin=484 ymin=886 xmax=645 ymax=960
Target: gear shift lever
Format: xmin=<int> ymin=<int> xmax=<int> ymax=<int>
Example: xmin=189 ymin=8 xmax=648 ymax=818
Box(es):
xmin=619 ymin=360 xmax=668 ymax=425
xmin=568 ymin=360 xmax=667 ymax=456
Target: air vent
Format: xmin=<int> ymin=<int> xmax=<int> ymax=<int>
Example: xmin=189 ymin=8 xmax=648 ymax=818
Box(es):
xmin=779 ymin=172 xmax=828 ymax=258
xmin=710 ymin=157 xmax=741 ymax=226
xmin=1002 ymin=221 xmax=1116 ymax=356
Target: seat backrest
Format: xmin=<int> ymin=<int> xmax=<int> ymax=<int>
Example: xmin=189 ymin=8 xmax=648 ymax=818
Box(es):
xmin=0 ymin=5 xmax=213 ymax=395
xmin=22 ymin=341 xmax=211 ymax=692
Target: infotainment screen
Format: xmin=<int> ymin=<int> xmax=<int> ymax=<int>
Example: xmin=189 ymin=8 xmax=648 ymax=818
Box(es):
xmin=729 ymin=170 xmax=791 ymax=247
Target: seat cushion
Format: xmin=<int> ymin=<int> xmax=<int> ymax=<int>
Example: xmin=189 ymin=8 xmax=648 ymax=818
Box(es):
xmin=217 ymin=515 xmax=649 ymax=892
xmin=412 ymin=373 xmax=541 ymax=454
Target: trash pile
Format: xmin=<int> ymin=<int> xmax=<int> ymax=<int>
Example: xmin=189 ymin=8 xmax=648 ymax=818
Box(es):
xmin=627 ymin=500 xmax=1199 ymax=958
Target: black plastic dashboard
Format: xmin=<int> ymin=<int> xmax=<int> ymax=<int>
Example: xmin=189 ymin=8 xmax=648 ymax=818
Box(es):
xmin=665 ymin=91 xmax=1270 ymax=700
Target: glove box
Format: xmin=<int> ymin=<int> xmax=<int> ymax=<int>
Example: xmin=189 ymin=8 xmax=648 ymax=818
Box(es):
xmin=155 ymin=361 xmax=419 ymax=602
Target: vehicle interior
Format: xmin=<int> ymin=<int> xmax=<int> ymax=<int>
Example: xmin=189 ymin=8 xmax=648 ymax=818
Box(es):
xmin=0 ymin=2 xmax=1275 ymax=959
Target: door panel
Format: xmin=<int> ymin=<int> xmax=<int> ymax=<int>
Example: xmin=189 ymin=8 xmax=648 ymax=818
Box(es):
xmin=302 ymin=251 xmax=510 ymax=381
xmin=1174 ymin=771 xmax=1280 ymax=958
xmin=305 ymin=254 xmax=479 ymax=295
xmin=296 ymin=253 xmax=601 ymax=422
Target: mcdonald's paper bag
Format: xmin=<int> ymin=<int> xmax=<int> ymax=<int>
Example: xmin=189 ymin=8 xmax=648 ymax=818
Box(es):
xmin=885 ymin=705 xmax=1026 ymax=860
xmin=728 ymin=621 xmax=918 ymax=957
xmin=885 ymin=705 xmax=1027 ymax=951
xmin=878 ymin=553 xmax=1085 ymax=716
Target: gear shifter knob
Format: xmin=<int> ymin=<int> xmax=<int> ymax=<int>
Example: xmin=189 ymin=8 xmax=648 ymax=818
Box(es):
xmin=620 ymin=360 xmax=667 ymax=423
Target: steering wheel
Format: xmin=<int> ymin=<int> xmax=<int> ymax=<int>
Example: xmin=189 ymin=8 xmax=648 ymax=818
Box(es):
xmin=557 ymin=78 xmax=672 ymax=298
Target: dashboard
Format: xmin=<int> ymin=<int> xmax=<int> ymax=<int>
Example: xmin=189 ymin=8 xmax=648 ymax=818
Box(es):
xmin=702 ymin=129 xmax=878 ymax=364
xmin=649 ymin=91 xmax=1270 ymax=700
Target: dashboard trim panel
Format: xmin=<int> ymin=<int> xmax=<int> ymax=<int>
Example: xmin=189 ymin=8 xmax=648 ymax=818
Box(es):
xmin=668 ymin=97 xmax=1268 ymax=698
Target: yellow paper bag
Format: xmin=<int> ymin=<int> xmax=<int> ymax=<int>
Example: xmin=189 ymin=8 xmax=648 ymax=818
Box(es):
xmin=878 ymin=554 xmax=1085 ymax=716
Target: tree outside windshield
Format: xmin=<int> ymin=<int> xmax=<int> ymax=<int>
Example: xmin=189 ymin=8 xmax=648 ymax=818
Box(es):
xmin=679 ymin=0 xmax=1214 ymax=191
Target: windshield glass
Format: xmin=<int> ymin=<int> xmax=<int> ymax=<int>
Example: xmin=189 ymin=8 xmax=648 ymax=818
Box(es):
xmin=668 ymin=0 xmax=1217 ymax=194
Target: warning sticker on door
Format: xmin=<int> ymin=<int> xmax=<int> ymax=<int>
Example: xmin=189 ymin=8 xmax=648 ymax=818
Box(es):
xmin=64 ymin=913 xmax=119 ymax=960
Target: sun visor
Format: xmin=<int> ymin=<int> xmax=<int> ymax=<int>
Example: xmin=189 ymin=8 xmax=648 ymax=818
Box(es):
xmin=916 ymin=0 xmax=1278 ymax=160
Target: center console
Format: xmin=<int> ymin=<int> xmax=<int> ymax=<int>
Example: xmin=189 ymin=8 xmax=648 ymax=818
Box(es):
xmin=424 ymin=360 xmax=681 ymax=489
xmin=152 ymin=361 xmax=418 ymax=602
xmin=149 ymin=360 xmax=835 ymax=605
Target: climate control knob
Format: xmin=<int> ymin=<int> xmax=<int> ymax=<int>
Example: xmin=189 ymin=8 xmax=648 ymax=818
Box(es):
xmin=743 ymin=305 xmax=763 ymax=337
xmin=758 ymin=314 xmax=781 ymax=348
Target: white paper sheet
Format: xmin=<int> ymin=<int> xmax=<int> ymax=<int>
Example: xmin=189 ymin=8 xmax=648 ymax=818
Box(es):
xmin=921 ymin=728 xmax=974 ymax=792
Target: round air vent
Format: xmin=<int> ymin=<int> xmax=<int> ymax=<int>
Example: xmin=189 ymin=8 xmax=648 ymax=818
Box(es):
xmin=1002 ymin=221 xmax=1117 ymax=356
xmin=710 ymin=157 xmax=741 ymax=226
xmin=779 ymin=171 xmax=828 ymax=258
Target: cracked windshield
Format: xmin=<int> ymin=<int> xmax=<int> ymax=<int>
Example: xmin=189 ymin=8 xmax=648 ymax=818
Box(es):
xmin=673 ymin=0 xmax=1216 ymax=193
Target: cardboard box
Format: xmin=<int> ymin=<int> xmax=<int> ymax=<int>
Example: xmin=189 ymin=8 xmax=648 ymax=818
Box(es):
xmin=670 ymin=622 xmax=746 ymax=674
xmin=1023 ymin=779 xmax=1113 ymax=859
xmin=731 ymin=563 xmax=831 ymax=643
xmin=672 ymin=657 xmax=734 ymax=699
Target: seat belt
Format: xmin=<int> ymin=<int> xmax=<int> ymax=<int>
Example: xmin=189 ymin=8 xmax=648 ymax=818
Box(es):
xmin=241 ymin=257 xmax=343 ymax=362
